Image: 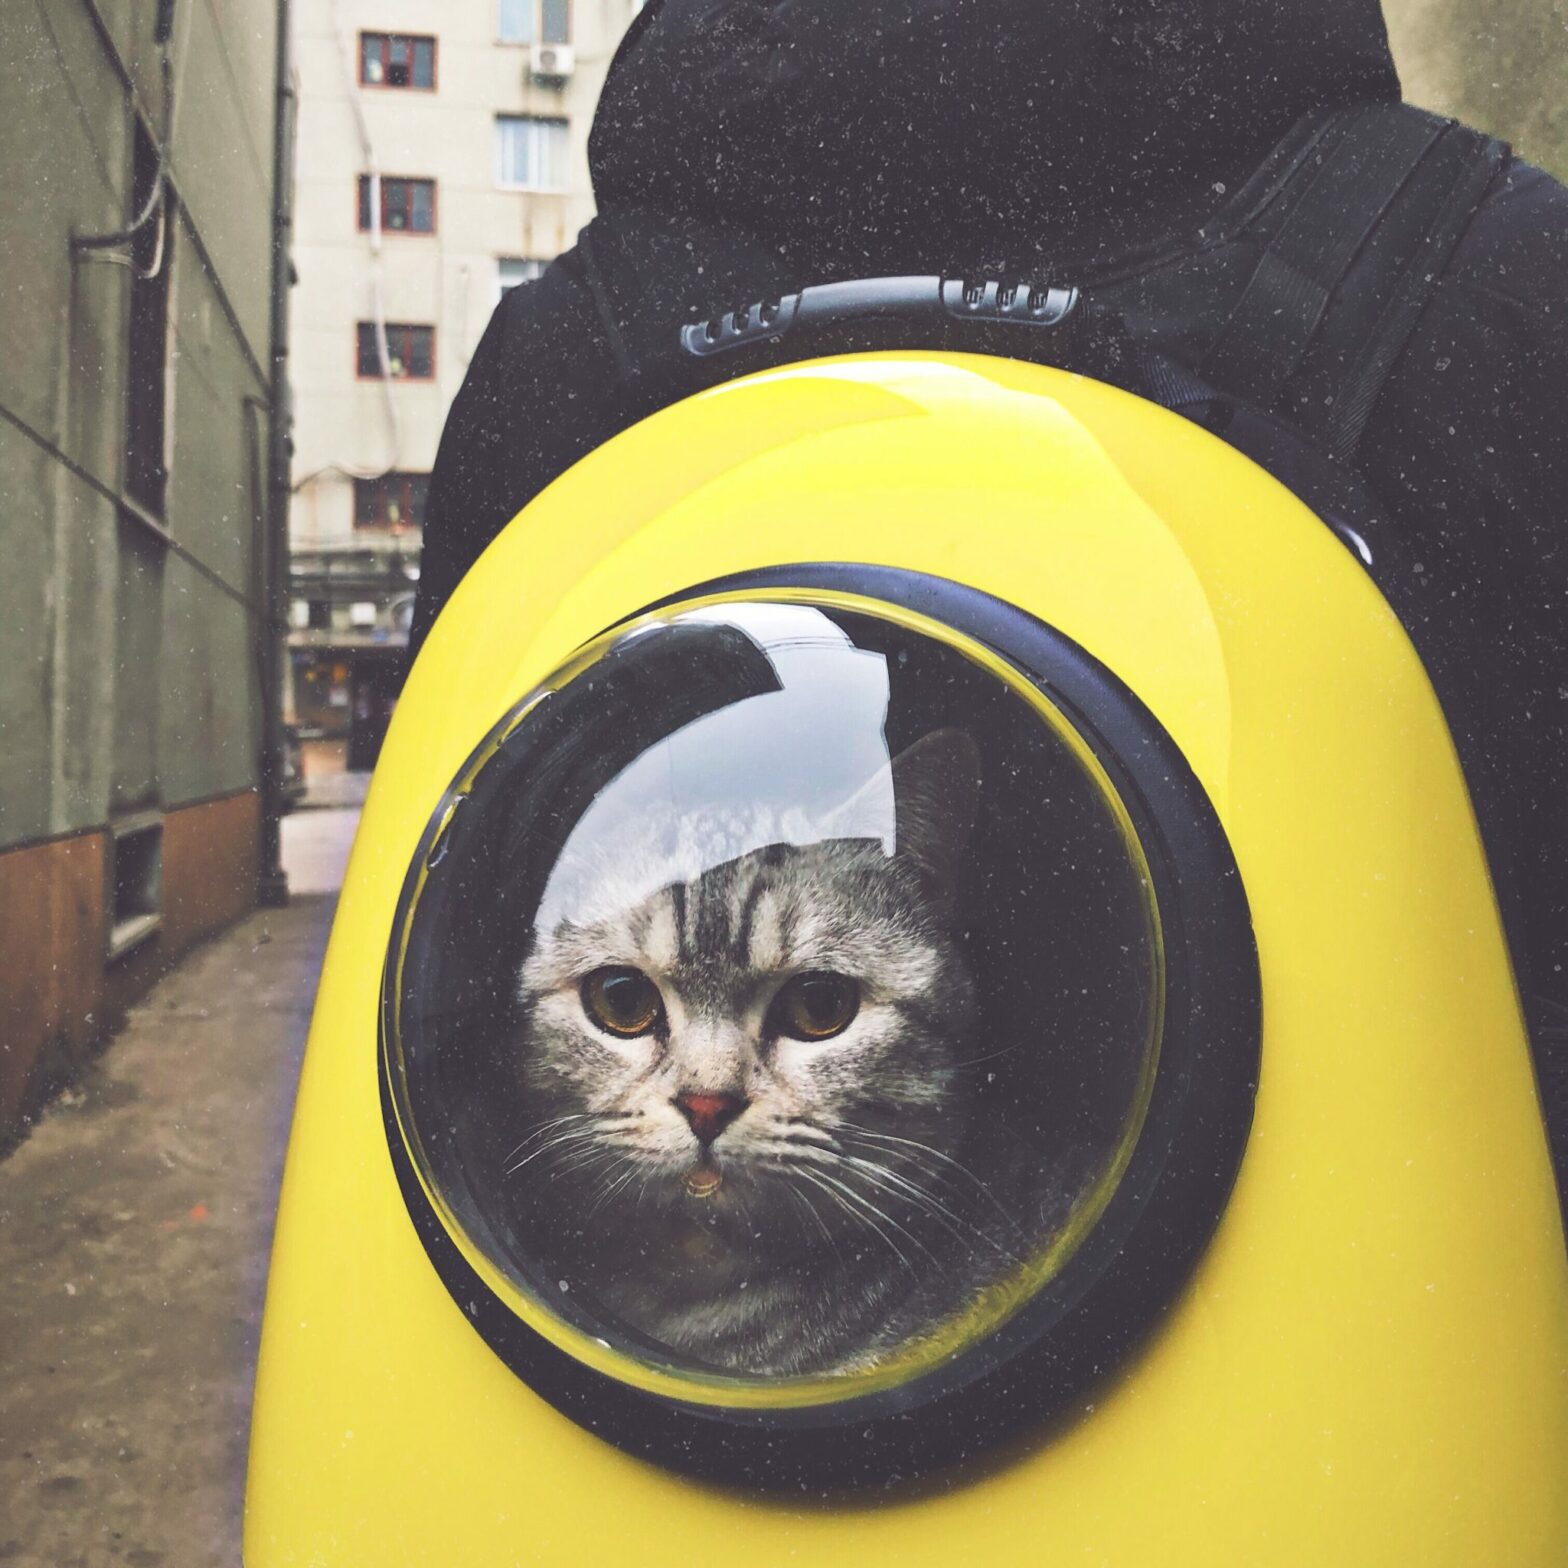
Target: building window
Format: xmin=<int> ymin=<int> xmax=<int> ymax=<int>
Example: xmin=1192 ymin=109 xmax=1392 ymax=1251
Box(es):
xmin=496 ymin=115 xmax=568 ymax=191
xmin=108 ymin=817 xmax=163 ymax=960
xmin=360 ymin=33 xmax=436 ymax=90
xmin=358 ymin=176 xmax=435 ymax=234
xmin=497 ymin=257 xmax=547 ymax=301
xmin=356 ymin=323 xmax=434 ymax=380
xmin=499 ymin=0 xmax=570 ymax=43
xmin=354 ymin=472 xmax=429 ymax=530
xmin=125 ymin=121 xmax=173 ymax=515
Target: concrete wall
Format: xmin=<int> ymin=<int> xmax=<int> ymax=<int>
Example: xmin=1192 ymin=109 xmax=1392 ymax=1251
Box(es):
xmin=0 ymin=792 xmax=262 ymax=1133
xmin=0 ymin=0 xmax=281 ymax=1138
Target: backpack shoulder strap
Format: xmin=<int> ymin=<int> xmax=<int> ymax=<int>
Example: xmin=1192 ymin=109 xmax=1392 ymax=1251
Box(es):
xmin=1307 ymin=114 xmax=1509 ymax=464
xmin=1199 ymin=103 xmax=1508 ymax=460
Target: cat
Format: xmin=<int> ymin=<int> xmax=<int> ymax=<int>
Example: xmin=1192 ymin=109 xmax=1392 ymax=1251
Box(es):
xmin=507 ymin=726 xmax=1043 ymax=1378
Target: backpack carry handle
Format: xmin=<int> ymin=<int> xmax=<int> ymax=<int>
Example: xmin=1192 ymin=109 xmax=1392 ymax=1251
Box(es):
xmin=679 ymin=276 xmax=1080 ymax=359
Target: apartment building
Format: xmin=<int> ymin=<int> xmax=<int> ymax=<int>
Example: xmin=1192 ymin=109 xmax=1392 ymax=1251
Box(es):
xmin=288 ymin=0 xmax=637 ymax=768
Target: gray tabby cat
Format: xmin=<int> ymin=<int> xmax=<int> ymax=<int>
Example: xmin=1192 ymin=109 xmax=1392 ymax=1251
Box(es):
xmin=508 ymin=727 xmax=1037 ymax=1377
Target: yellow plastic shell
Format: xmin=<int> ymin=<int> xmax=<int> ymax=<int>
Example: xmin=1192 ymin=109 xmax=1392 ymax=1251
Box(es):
xmin=246 ymin=353 xmax=1568 ymax=1565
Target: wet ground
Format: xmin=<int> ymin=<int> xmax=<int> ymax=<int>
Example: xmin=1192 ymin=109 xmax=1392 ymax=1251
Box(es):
xmin=0 ymin=807 xmax=359 ymax=1568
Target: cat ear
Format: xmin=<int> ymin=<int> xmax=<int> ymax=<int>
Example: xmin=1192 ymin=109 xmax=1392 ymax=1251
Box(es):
xmin=889 ymin=727 xmax=983 ymax=898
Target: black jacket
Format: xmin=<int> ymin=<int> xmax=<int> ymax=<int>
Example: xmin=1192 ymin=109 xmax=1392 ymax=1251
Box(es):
xmin=412 ymin=0 xmax=1568 ymax=1111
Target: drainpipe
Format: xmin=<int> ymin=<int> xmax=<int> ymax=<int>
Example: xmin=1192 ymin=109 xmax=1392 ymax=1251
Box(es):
xmin=258 ymin=0 xmax=295 ymax=908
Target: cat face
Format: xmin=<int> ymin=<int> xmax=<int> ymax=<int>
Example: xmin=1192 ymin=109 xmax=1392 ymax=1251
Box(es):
xmin=508 ymin=730 xmax=982 ymax=1252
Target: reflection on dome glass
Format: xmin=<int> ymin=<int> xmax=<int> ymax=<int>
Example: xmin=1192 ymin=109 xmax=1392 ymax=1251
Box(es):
xmin=389 ymin=595 xmax=1163 ymax=1390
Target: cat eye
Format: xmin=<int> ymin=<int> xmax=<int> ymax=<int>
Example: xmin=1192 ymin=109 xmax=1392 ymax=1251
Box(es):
xmin=770 ymin=971 xmax=859 ymax=1041
xmin=581 ymin=966 xmax=663 ymax=1037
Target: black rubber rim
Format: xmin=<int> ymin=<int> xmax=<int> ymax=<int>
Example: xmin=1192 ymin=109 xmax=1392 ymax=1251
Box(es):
xmin=380 ymin=566 xmax=1261 ymax=1493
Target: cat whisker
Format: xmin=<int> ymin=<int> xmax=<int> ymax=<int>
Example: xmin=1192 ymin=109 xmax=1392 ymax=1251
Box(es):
xmin=833 ymin=1122 xmax=1025 ymax=1236
xmin=758 ymin=1151 xmax=856 ymax=1260
xmin=783 ymin=1181 xmax=841 ymax=1258
xmin=503 ymin=1128 xmax=603 ymax=1176
xmin=792 ymin=1167 xmax=913 ymax=1274
xmin=822 ymin=1127 xmax=976 ymax=1202
xmin=633 ymin=1167 xmax=661 ymax=1214
xmin=945 ymin=1044 xmax=1023 ymax=1069
xmin=777 ymin=1122 xmax=837 ymax=1148
xmin=554 ymin=1155 xmax=636 ymax=1209
xmin=832 ymin=1152 xmax=974 ymax=1231
xmin=752 ymin=1140 xmax=836 ymax=1165
xmin=502 ymin=1116 xmax=646 ymax=1177
xmin=585 ymin=1161 xmax=642 ymax=1217
xmin=549 ymin=1145 xmax=626 ymax=1182
xmin=499 ymin=1112 xmax=600 ymax=1166
xmin=506 ymin=1130 xmax=626 ymax=1178
xmin=831 ymin=1122 xmax=984 ymax=1181
xmin=773 ymin=1142 xmax=993 ymax=1259
xmin=833 ymin=1152 xmax=1021 ymax=1262
xmin=796 ymin=1166 xmax=938 ymax=1271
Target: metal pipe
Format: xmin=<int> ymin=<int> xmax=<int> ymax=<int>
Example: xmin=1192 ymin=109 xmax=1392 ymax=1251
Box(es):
xmin=73 ymin=30 xmax=174 ymax=255
xmin=257 ymin=0 xmax=296 ymax=909
xmin=68 ymin=0 xmax=269 ymax=390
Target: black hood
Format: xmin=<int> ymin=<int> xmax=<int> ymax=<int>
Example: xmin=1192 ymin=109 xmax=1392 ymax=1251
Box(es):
xmin=589 ymin=0 xmax=1401 ymax=276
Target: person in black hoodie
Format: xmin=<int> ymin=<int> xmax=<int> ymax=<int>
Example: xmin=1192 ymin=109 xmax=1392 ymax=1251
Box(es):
xmin=410 ymin=0 xmax=1567 ymax=1183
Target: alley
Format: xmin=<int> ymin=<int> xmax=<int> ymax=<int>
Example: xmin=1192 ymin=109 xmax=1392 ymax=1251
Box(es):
xmin=0 ymin=809 xmax=359 ymax=1568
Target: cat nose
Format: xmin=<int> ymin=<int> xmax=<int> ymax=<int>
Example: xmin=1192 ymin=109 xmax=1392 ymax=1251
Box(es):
xmin=673 ymin=1091 xmax=749 ymax=1145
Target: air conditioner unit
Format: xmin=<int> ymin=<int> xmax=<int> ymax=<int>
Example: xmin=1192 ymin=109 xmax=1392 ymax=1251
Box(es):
xmin=529 ymin=42 xmax=574 ymax=81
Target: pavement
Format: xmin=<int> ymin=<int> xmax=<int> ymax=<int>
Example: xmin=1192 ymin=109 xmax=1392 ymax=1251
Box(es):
xmin=0 ymin=806 xmax=361 ymax=1568
xmin=296 ymin=769 xmax=370 ymax=814
xmin=278 ymin=806 xmax=360 ymax=896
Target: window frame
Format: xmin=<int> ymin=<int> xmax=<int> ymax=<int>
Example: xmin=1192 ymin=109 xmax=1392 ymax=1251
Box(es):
xmin=355 ymin=323 xmax=436 ymax=382
xmin=124 ymin=120 xmax=173 ymax=517
xmin=498 ymin=0 xmax=571 ymax=45
xmin=358 ymin=32 xmax=438 ymax=92
xmin=107 ymin=814 xmax=164 ymax=962
xmin=354 ymin=471 xmax=430 ymax=532
xmin=496 ymin=256 xmax=548 ymax=303
xmin=494 ymin=114 xmax=570 ymax=193
xmin=357 ymin=175 xmax=438 ymax=236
